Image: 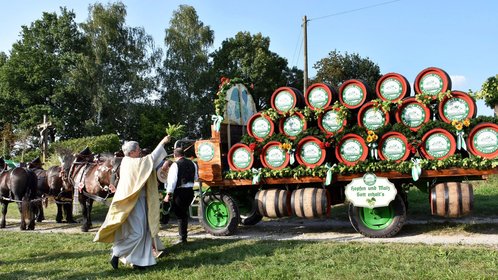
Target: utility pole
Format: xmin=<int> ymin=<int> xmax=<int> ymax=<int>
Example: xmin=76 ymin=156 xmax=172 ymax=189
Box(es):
xmin=303 ymin=15 xmax=309 ymax=94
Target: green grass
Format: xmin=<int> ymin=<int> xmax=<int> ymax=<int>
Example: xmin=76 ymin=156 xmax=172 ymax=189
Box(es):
xmin=0 ymin=232 xmax=498 ymax=280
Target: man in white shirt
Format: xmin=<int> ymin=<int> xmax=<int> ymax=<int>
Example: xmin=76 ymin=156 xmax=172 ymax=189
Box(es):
xmin=164 ymin=147 xmax=198 ymax=244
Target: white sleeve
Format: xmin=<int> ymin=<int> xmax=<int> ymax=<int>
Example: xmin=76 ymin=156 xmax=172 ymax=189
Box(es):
xmin=166 ymin=162 xmax=178 ymax=193
xmin=150 ymin=143 xmax=167 ymax=168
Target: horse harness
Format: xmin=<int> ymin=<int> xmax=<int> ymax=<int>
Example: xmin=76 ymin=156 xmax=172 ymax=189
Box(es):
xmin=66 ymin=160 xmax=115 ymax=204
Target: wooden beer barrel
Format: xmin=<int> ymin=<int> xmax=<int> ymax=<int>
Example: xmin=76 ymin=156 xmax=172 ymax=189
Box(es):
xmin=376 ymin=72 xmax=411 ymax=102
xmin=438 ymin=90 xmax=477 ymax=124
xmin=420 ymin=128 xmax=456 ymax=160
xmin=227 ymin=143 xmax=254 ymax=171
xmin=338 ymin=79 xmax=372 ymax=110
xmin=357 ymin=101 xmax=391 ymax=131
xmin=414 ymin=67 xmax=452 ymax=99
xmin=467 ymin=123 xmax=498 ymax=159
xmin=270 ymin=87 xmax=305 ymax=114
xmin=317 ymin=107 xmax=347 ymax=136
xmin=335 ymin=134 xmax=369 ymax=166
xmin=247 ymin=112 xmax=274 ymax=142
xmin=395 ymin=97 xmax=431 ymax=132
xmin=430 ymin=182 xmax=473 ymax=218
xmin=255 ymin=189 xmax=291 ymax=218
xmin=260 ymin=141 xmax=290 ymax=170
xmin=291 ymin=188 xmax=330 ymax=218
xmin=378 ymin=132 xmax=411 ymax=162
xmin=295 ymin=136 xmax=328 ymax=168
xmin=305 ymin=83 xmax=337 ymax=110
xmin=278 ymin=111 xmax=307 ymax=140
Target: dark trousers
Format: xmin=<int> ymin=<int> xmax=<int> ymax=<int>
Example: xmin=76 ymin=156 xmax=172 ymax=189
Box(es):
xmin=172 ymin=187 xmax=194 ymax=241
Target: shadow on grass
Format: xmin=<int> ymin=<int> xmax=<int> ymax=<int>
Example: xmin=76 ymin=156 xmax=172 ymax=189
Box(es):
xmin=1 ymin=249 xmax=109 ymax=266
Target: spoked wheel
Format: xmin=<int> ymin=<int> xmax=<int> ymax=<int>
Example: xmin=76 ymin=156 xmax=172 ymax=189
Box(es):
xmin=348 ymin=194 xmax=406 ymax=238
xmin=200 ymin=193 xmax=239 ymax=236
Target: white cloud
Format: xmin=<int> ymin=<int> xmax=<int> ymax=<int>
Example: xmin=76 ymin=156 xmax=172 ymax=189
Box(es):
xmin=450 ymin=75 xmax=467 ymax=89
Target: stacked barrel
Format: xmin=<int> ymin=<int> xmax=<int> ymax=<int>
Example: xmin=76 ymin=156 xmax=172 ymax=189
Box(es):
xmin=227 ymin=67 xmax=497 ymax=218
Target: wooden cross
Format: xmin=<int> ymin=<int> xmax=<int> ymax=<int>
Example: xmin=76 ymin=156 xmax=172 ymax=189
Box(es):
xmin=36 ymin=115 xmax=53 ymax=163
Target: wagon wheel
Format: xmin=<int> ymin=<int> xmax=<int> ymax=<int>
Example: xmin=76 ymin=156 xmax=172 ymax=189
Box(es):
xmin=200 ymin=194 xmax=239 ymax=236
xmin=239 ymin=197 xmax=263 ymax=226
xmin=348 ymin=194 xmax=406 ymax=238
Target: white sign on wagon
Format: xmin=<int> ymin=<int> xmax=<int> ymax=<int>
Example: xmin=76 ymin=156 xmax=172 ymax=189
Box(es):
xmin=345 ymin=173 xmax=397 ymax=208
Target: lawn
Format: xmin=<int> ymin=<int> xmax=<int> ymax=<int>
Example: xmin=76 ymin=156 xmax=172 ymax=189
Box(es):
xmin=0 ymin=232 xmax=497 ymax=280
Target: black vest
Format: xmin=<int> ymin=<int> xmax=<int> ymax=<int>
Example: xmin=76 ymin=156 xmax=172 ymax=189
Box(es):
xmin=175 ymin=157 xmax=195 ymax=188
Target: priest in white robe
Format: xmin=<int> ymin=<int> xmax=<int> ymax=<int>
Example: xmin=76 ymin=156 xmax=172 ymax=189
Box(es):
xmin=94 ymin=135 xmax=170 ymax=269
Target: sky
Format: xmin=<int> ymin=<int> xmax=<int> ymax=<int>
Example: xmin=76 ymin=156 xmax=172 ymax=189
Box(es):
xmin=1 ymin=0 xmax=497 ymax=116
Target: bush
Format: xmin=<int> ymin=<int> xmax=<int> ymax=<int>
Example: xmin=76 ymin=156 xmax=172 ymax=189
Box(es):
xmin=477 ymin=75 xmax=498 ymax=108
xmin=49 ymin=134 xmax=121 ymax=155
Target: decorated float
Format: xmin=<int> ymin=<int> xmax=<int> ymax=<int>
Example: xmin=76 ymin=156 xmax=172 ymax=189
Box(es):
xmin=195 ymin=69 xmax=498 ymax=238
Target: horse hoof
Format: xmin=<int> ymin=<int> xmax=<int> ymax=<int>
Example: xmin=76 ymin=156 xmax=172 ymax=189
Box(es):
xmin=81 ymin=226 xmax=89 ymax=232
xmin=67 ymin=220 xmax=78 ymax=224
xmin=56 ymin=220 xmax=63 ymax=223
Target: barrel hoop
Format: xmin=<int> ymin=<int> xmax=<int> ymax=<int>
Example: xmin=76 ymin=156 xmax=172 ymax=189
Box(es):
xmin=274 ymin=189 xmax=282 ymax=217
xmin=312 ymin=188 xmax=318 ymax=217
xmin=457 ymin=183 xmax=463 ymax=217
xmin=322 ymin=189 xmax=328 ymax=215
xmin=261 ymin=190 xmax=268 ymax=217
xmin=444 ymin=184 xmax=449 ymax=218
xmin=300 ymin=189 xmax=305 ymax=217
xmin=290 ymin=189 xmax=296 ymax=216
xmin=431 ymin=187 xmax=437 ymax=215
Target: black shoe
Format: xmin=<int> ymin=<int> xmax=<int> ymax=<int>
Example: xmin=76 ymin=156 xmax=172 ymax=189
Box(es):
xmin=133 ymin=265 xmax=146 ymax=270
xmin=110 ymin=255 xmax=119 ymax=269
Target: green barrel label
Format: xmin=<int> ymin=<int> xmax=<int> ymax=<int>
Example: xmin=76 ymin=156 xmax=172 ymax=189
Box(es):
xmin=443 ymin=98 xmax=470 ymax=121
xmin=340 ymin=139 xmax=363 ymax=162
xmin=274 ymin=90 xmax=295 ymax=112
xmin=362 ymin=108 xmax=385 ymax=131
xmin=401 ymin=103 xmax=426 ymax=128
xmin=232 ymin=147 xmax=251 ymax=169
xmin=380 ymin=78 xmax=403 ymax=101
xmin=342 ymin=84 xmax=364 ymax=107
xmin=425 ymin=133 xmax=451 ymax=158
xmin=420 ymin=73 xmax=443 ymax=95
xmin=473 ymin=128 xmax=498 ymax=155
xmin=197 ymin=142 xmax=215 ymax=161
xmin=308 ymin=87 xmax=329 ymax=109
xmin=283 ymin=115 xmax=304 ymax=137
xmin=300 ymin=141 xmax=322 ymax=164
xmin=265 ymin=145 xmax=286 ymax=168
xmin=252 ymin=116 xmax=271 ymax=138
xmin=321 ymin=110 xmax=342 ymax=133
xmin=381 ymin=136 xmax=406 ymax=161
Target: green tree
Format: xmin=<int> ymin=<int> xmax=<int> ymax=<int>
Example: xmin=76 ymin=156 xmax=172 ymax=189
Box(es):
xmin=211 ymin=31 xmax=293 ymax=111
xmin=0 ymin=8 xmax=86 ymax=137
xmin=160 ymin=5 xmax=214 ymax=138
xmin=313 ymin=50 xmax=381 ymax=91
xmin=79 ymin=2 xmax=162 ymax=140
xmin=476 ymin=75 xmax=498 ymax=116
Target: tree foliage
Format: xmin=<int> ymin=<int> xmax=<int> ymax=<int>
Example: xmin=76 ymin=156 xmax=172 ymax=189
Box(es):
xmin=313 ymin=50 xmax=381 ymax=91
xmin=211 ymin=31 xmax=297 ymax=111
xmin=161 ymin=5 xmax=214 ymax=138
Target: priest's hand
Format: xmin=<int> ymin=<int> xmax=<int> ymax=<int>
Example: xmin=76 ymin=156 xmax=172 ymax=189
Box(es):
xmin=161 ymin=135 xmax=171 ymax=145
xmin=163 ymin=193 xmax=172 ymax=203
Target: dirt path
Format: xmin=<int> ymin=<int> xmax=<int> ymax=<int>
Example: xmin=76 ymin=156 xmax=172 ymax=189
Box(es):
xmin=5 ymin=217 xmax=498 ymax=247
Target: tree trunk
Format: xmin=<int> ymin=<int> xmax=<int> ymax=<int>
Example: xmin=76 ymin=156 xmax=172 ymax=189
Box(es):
xmin=495 ymin=104 xmax=498 ymax=117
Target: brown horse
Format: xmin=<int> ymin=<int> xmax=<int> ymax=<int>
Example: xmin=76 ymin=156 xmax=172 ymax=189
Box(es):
xmin=61 ymin=153 xmax=121 ymax=232
xmin=0 ymin=166 xmax=39 ymax=230
xmin=28 ymin=158 xmax=75 ymax=223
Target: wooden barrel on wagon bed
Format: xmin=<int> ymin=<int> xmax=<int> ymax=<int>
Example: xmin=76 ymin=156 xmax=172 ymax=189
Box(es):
xmin=255 ymin=189 xmax=292 ymax=218
xmin=467 ymin=122 xmax=498 ymax=159
xmin=376 ymin=72 xmax=411 ymax=102
xmin=227 ymin=143 xmax=255 ymax=171
xmin=378 ymin=132 xmax=411 ymax=162
xmin=419 ymin=128 xmax=456 ymax=160
xmin=295 ymin=136 xmax=329 ymax=168
xmin=338 ymin=79 xmax=373 ymax=110
xmin=335 ymin=134 xmax=369 ymax=166
xmin=260 ymin=141 xmax=290 ymax=170
xmin=414 ymin=67 xmax=452 ymax=100
xmin=438 ymin=91 xmax=477 ymax=124
xmin=395 ymin=97 xmax=431 ymax=132
xmin=357 ymin=101 xmax=391 ymax=131
xmin=291 ymin=188 xmax=330 ymax=218
xmin=270 ymin=87 xmax=305 ymax=114
xmin=279 ymin=111 xmax=307 ymax=140
xmin=305 ymin=83 xmax=337 ymax=110
xmin=430 ymin=182 xmax=473 ymax=218
xmin=317 ymin=107 xmax=347 ymax=136
xmin=247 ymin=112 xmax=275 ymax=142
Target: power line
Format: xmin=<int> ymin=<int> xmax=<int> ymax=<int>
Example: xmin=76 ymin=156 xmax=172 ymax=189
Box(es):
xmin=309 ymin=0 xmax=402 ymax=22
xmin=291 ymin=27 xmax=303 ymax=68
